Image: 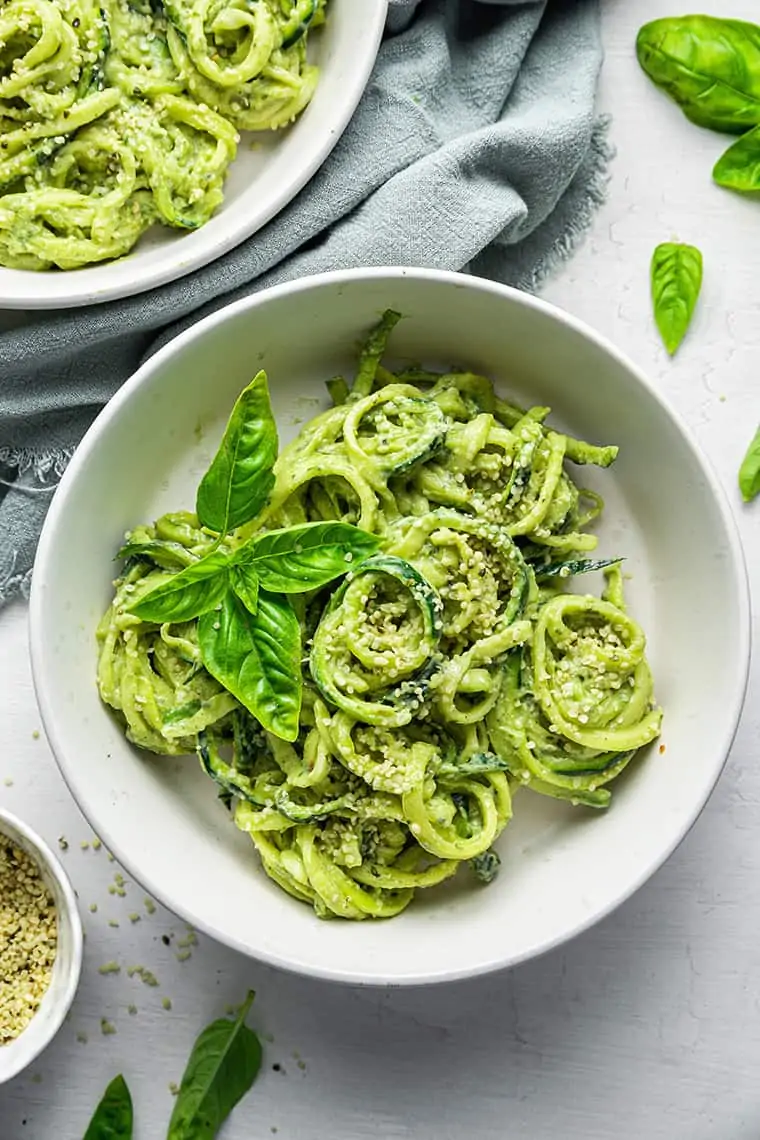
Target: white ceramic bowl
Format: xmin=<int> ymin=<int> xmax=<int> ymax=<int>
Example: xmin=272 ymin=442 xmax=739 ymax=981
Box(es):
xmin=30 ymin=268 xmax=750 ymax=985
xmin=0 ymin=810 xmax=83 ymax=1083
xmin=0 ymin=0 xmax=387 ymax=310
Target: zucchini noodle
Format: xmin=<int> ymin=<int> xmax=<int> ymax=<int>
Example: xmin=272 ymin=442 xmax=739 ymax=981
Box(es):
xmin=0 ymin=0 xmax=327 ymax=269
xmin=97 ymin=311 xmax=663 ymax=920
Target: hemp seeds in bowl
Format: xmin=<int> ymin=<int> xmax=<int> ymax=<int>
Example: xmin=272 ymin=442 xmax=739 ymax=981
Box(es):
xmin=0 ymin=810 xmax=83 ymax=1084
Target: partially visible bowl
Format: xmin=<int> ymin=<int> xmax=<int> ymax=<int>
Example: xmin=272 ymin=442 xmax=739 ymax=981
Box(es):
xmin=29 ymin=267 xmax=750 ymax=985
xmin=0 ymin=809 xmax=83 ymax=1083
xmin=0 ymin=0 xmax=387 ymax=310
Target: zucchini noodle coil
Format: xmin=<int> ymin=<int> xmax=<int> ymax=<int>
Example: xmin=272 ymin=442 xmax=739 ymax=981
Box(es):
xmin=0 ymin=0 xmax=326 ymax=269
xmin=97 ymin=310 xmax=663 ymax=920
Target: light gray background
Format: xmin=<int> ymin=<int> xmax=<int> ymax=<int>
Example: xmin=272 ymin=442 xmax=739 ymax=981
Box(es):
xmin=1 ymin=1 xmax=759 ymax=1136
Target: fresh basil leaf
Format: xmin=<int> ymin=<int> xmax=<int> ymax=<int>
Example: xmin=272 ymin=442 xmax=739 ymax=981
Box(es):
xmin=651 ymin=242 xmax=703 ymax=356
xmin=231 ymin=563 xmax=259 ymax=615
xmin=713 ymin=123 xmax=760 ymax=192
xmin=83 ymin=1074 xmax=133 ymax=1140
xmin=130 ymin=552 xmax=230 ymax=624
xmin=232 ymin=522 xmax=381 ymax=594
xmin=537 ymin=557 xmax=623 ymax=579
xmin=738 ymin=425 xmax=760 ymax=503
xmin=196 ymin=371 xmax=278 ymax=537
xmin=168 ymin=991 xmax=262 ymax=1140
xmin=198 ymin=589 xmax=302 ymax=742
xmin=636 ymin=16 xmax=760 ymax=134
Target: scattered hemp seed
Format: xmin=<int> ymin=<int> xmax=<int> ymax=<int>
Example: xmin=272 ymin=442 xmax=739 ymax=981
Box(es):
xmin=31 ymin=731 xmax=40 ymax=741
xmin=3 ymin=778 xmax=13 ymax=787
xmin=162 ymin=997 xmax=172 ymax=1011
xmin=144 ymin=898 xmax=156 ymax=915
xmin=127 ymin=1004 xmax=138 ymax=1016
xmin=128 ymin=913 xmax=141 ymax=924
xmin=0 ymin=838 xmax=57 ymax=1043
xmin=98 ymin=962 xmax=121 ymax=976
xmin=100 ymin=1019 xmax=117 ymax=1036
xmin=89 ymin=903 xmax=98 ymax=914
xmin=176 ymin=928 xmax=197 ymax=952
xmin=76 ymin=1031 xmax=88 ymax=1045
xmin=107 ymin=853 xmax=115 ymax=863
xmin=92 ymin=838 xmax=102 ymax=852
xmin=169 ymin=1082 xmax=180 ymax=1097
xmin=108 ymin=920 xmax=120 ymax=929
xmin=80 ymin=841 xmax=90 ymax=851
xmin=127 ymin=966 xmax=159 ymax=987
xmin=175 ymin=949 xmax=192 ymax=963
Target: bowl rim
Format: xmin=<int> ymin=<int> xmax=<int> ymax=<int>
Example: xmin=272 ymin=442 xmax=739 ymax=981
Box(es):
xmin=0 ymin=808 xmax=84 ymax=1080
xmin=0 ymin=0 xmax=388 ymax=311
xmin=29 ymin=266 xmax=752 ymax=986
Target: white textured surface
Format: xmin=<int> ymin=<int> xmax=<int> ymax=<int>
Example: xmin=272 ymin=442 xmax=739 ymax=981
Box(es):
xmin=2 ymin=0 xmax=760 ymax=1134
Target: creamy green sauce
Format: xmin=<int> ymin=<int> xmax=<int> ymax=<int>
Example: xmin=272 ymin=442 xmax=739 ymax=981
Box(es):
xmin=0 ymin=0 xmax=326 ymax=269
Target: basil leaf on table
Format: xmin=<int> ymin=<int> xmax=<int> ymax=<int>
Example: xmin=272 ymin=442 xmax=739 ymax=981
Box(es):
xmin=83 ymin=1074 xmax=133 ymax=1140
xmin=198 ymin=588 xmax=302 ymax=741
xmin=738 ymin=426 xmax=760 ymax=503
xmin=636 ymin=16 xmax=760 ymax=134
xmin=232 ymin=522 xmax=381 ymax=593
xmin=130 ymin=552 xmax=230 ymax=624
xmin=651 ymin=242 xmax=703 ymax=356
xmin=168 ymin=991 xmax=262 ymax=1140
xmin=196 ymin=371 xmax=278 ymax=537
xmin=714 ymin=124 xmax=760 ymax=191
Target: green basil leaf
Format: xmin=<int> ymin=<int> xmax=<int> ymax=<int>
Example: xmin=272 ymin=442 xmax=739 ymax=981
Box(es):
xmin=198 ymin=588 xmax=302 ymax=741
xmin=713 ymin=123 xmax=760 ymax=191
xmin=651 ymin=242 xmax=703 ymax=356
xmin=232 ymin=522 xmax=381 ymax=594
xmin=130 ymin=552 xmax=230 ymax=624
xmin=196 ymin=371 xmax=278 ymax=536
xmin=636 ymin=16 xmax=760 ymax=134
xmin=738 ymin=425 xmax=760 ymax=503
xmin=167 ymin=991 xmax=262 ymax=1140
xmin=230 ymin=563 xmax=259 ymax=615
xmin=83 ymin=1074 xmax=133 ymax=1140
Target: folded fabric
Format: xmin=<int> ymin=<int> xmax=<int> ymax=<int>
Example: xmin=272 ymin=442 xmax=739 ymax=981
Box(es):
xmin=0 ymin=0 xmax=609 ymax=606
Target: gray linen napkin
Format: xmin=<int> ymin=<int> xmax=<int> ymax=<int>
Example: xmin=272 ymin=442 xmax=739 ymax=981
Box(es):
xmin=0 ymin=0 xmax=609 ymax=605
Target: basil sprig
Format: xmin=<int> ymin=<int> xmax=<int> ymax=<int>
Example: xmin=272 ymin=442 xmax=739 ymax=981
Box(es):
xmin=128 ymin=373 xmax=380 ymax=739
xmin=82 ymin=994 xmax=262 ymax=1140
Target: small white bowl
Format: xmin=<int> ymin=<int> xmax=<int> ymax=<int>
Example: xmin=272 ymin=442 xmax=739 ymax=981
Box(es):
xmin=0 ymin=0 xmax=387 ymax=310
xmin=0 ymin=810 xmax=83 ymax=1084
xmin=29 ymin=268 xmax=751 ymax=985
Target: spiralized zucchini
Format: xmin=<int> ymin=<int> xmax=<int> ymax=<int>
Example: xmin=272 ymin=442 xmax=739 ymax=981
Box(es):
xmin=97 ymin=312 xmax=663 ymax=920
xmin=0 ymin=0 xmax=327 ymax=269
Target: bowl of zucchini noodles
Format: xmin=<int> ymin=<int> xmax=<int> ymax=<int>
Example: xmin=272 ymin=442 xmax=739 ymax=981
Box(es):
xmin=30 ymin=267 xmax=750 ymax=984
xmin=0 ymin=0 xmax=386 ymax=309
